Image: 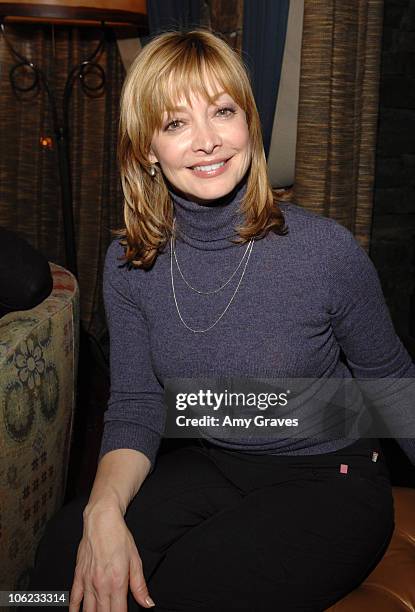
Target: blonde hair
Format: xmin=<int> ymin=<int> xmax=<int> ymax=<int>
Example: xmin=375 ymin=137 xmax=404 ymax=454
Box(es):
xmin=115 ymin=29 xmax=286 ymax=268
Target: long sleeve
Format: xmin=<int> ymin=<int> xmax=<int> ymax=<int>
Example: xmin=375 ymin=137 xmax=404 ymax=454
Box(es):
xmin=98 ymin=240 xmax=166 ymax=470
xmin=323 ymin=222 xmax=415 ymax=465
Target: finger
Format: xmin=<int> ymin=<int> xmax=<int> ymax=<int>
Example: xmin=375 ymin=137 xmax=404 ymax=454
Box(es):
xmin=129 ymin=556 xmax=155 ymax=608
xmin=107 ymin=571 xmax=129 ymax=612
xmin=109 ymin=588 xmax=128 ymax=612
xmin=96 ymin=593 xmax=111 ymax=612
xmin=82 ymin=589 xmax=97 ymax=612
xmin=69 ymin=576 xmax=84 ymax=612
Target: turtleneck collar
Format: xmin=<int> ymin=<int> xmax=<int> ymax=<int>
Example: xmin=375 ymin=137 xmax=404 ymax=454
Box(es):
xmin=168 ymin=177 xmax=248 ymax=251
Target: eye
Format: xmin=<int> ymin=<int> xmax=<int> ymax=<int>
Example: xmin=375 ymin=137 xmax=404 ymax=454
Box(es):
xmin=165 ymin=118 xmax=183 ymax=132
xmin=216 ymin=106 xmax=236 ymax=117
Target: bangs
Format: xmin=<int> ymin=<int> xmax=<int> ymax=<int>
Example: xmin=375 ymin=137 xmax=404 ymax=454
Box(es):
xmin=146 ymin=45 xmax=247 ymax=133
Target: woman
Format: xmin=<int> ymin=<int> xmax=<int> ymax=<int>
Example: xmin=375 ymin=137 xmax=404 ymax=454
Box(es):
xmin=29 ymin=29 xmax=415 ymax=612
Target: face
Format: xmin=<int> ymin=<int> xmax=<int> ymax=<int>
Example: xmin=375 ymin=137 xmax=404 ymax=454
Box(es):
xmin=148 ymin=80 xmax=252 ymax=204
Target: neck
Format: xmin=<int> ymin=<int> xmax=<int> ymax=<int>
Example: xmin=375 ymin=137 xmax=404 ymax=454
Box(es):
xmin=168 ymin=177 xmax=248 ymax=251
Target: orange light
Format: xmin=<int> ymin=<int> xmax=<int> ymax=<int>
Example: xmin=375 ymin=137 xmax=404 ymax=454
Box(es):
xmin=40 ymin=136 xmax=53 ymax=149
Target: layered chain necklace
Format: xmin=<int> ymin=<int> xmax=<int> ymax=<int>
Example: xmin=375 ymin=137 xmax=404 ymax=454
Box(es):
xmin=170 ymin=218 xmax=254 ymax=333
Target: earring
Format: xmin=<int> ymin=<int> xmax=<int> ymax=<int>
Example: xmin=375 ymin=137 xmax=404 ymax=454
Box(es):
xmin=149 ymin=164 xmax=156 ymax=177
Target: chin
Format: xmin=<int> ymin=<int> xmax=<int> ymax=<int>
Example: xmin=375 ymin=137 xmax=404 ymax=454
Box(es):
xmin=192 ymin=178 xmax=238 ymax=198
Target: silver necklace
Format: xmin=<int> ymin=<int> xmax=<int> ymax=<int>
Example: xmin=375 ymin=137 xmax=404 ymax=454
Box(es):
xmin=170 ymin=222 xmax=254 ymax=333
xmin=171 ymin=218 xmax=253 ymax=295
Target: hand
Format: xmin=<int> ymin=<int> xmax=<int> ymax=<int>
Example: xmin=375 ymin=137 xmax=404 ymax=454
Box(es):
xmin=69 ymin=506 xmax=156 ymax=611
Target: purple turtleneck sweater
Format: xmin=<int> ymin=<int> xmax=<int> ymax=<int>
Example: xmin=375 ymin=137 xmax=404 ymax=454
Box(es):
xmin=98 ymin=180 xmax=415 ymax=469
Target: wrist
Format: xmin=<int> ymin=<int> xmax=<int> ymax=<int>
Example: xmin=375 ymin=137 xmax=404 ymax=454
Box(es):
xmin=83 ymin=493 xmax=125 ymax=521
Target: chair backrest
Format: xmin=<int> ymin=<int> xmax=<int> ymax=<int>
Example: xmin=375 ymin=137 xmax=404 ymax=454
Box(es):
xmin=0 ymin=263 xmax=79 ymax=592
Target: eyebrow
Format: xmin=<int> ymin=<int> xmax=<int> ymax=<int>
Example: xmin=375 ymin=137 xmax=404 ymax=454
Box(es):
xmin=168 ymin=92 xmax=230 ymax=112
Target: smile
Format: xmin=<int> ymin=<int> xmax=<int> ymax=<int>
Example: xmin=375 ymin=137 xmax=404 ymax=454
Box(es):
xmin=189 ymin=158 xmax=231 ymax=178
xmin=193 ymin=161 xmax=225 ymax=171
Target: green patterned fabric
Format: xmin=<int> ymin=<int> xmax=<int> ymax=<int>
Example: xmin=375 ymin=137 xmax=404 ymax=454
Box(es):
xmin=0 ymin=263 xmax=79 ymax=593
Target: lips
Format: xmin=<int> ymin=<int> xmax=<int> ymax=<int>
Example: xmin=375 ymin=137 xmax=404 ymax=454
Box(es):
xmin=187 ymin=157 xmax=231 ymax=179
xmin=188 ymin=157 xmax=230 ymax=169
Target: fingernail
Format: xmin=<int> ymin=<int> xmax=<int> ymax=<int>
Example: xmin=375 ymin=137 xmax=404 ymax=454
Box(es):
xmin=145 ymin=596 xmax=156 ymax=607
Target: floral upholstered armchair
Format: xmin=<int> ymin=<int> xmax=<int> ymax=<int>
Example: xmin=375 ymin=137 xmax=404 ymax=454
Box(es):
xmin=0 ymin=263 xmax=79 ymax=596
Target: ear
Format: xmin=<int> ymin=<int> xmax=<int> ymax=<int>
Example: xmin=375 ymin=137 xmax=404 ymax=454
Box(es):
xmin=148 ymin=148 xmax=159 ymax=164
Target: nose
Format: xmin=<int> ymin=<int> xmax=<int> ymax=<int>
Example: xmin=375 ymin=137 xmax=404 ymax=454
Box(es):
xmin=191 ymin=118 xmax=222 ymax=154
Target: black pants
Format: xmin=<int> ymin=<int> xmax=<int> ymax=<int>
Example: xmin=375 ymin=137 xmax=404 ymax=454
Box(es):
xmin=29 ymin=438 xmax=394 ymax=612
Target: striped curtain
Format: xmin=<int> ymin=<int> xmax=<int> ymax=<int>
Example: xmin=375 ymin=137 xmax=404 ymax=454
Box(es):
xmin=293 ymin=0 xmax=384 ymax=249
